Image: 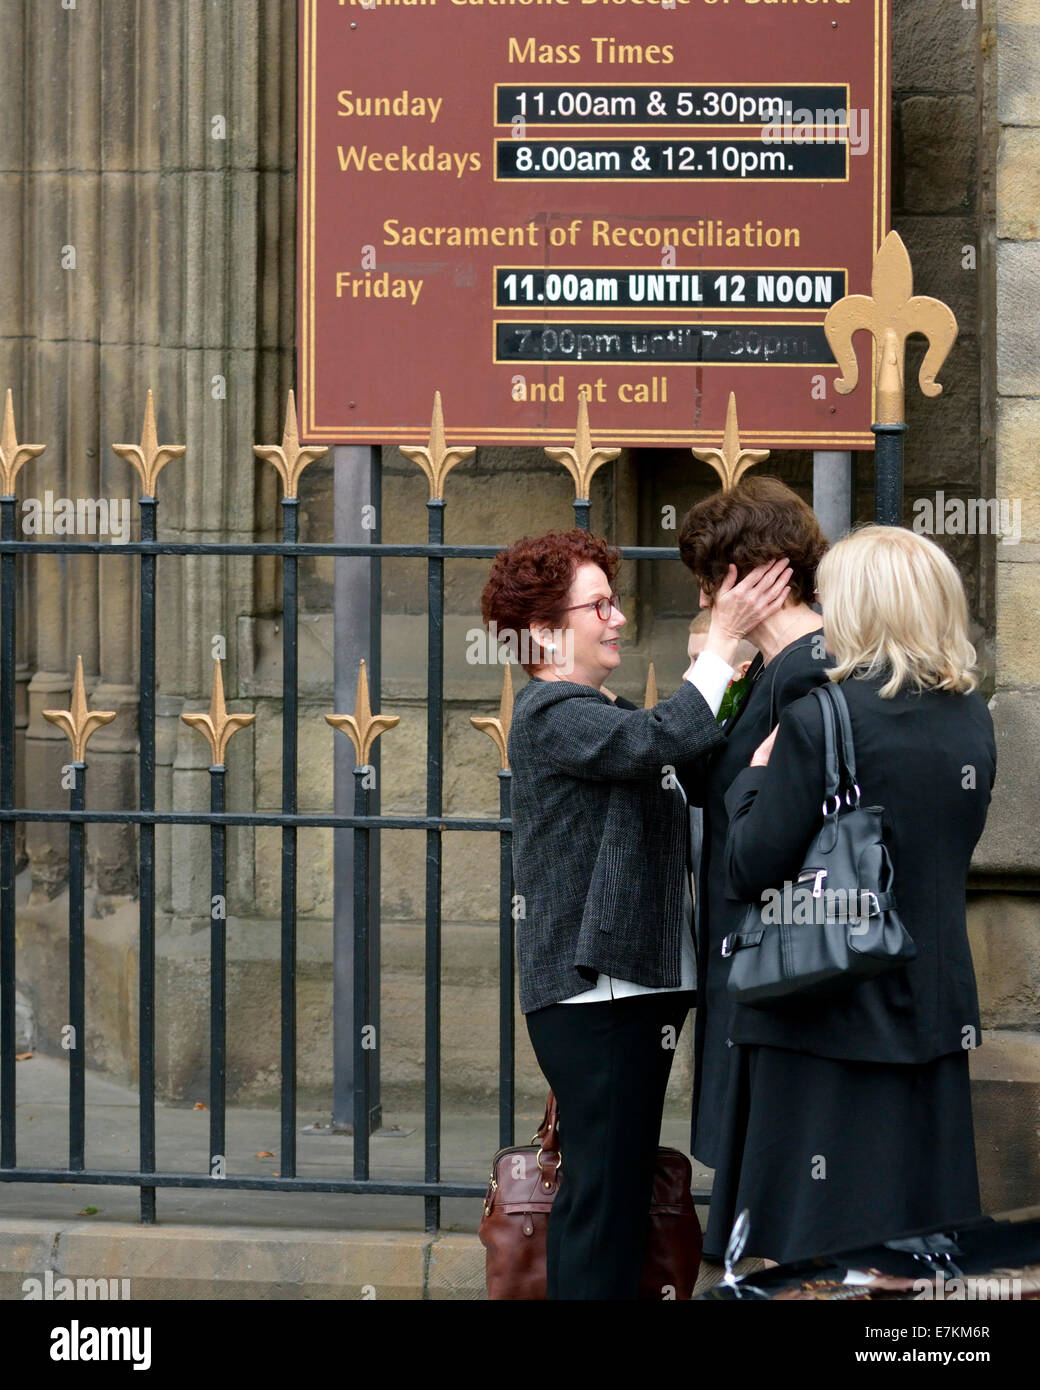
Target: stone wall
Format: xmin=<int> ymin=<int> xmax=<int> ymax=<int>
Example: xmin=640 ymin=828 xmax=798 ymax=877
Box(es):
xmin=964 ymin=0 xmax=1040 ymax=1202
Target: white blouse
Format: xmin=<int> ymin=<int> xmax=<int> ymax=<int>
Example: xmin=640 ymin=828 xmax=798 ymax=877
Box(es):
xmin=558 ymin=649 xmax=733 ymax=1003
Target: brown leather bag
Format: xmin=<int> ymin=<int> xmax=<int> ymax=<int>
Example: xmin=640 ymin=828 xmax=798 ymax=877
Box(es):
xmin=478 ymin=1091 xmax=702 ymax=1300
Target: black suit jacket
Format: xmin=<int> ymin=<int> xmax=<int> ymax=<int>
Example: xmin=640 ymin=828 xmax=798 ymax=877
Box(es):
xmin=688 ymin=631 xmax=831 ymax=1164
xmin=722 ymin=673 xmax=996 ymax=1064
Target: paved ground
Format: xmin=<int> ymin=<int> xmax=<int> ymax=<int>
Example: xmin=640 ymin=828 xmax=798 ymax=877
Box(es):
xmin=0 ymin=1054 xmax=745 ymax=1298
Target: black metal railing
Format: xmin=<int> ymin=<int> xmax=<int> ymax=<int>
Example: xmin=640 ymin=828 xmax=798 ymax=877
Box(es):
xmin=0 ymin=462 xmax=706 ymax=1230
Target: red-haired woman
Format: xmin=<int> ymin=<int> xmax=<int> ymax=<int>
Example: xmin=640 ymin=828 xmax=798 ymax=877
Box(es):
xmin=481 ymin=529 xmax=790 ymax=1299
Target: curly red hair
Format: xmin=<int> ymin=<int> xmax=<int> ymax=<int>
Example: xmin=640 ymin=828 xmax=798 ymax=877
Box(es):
xmin=481 ymin=530 xmax=621 ymax=674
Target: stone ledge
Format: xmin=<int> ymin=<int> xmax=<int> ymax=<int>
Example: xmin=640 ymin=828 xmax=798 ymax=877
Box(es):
xmin=0 ymin=1219 xmax=473 ymax=1301
xmin=0 ymin=1217 xmax=765 ymax=1300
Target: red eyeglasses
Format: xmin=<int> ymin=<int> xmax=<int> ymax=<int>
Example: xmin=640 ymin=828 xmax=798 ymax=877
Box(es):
xmin=563 ymin=593 xmax=621 ymax=622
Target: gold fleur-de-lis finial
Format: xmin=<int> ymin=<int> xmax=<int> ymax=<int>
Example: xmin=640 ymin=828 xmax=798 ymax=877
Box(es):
xmin=253 ymin=390 xmax=328 ymax=500
xmin=544 ymin=396 xmax=621 ymax=502
xmin=692 ymin=393 xmax=770 ymax=492
xmin=325 ymin=658 xmax=400 ymax=766
xmin=470 ymin=662 xmax=514 ymax=771
xmin=111 ymin=391 xmax=186 ymax=497
xmin=42 ymin=656 xmax=116 ymax=762
xmin=399 ymin=392 xmax=475 ymax=502
xmin=0 ymin=390 xmax=46 ymax=495
xmin=824 ymin=230 xmax=958 ymax=425
xmin=643 ymin=662 xmax=658 ymax=710
xmin=181 ymin=659 xmax=256 ymax=766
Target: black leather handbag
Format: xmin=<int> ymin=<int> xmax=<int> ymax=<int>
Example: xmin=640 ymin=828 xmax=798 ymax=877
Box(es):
xmin=723 ymin=682 xmax=917 ymax=1006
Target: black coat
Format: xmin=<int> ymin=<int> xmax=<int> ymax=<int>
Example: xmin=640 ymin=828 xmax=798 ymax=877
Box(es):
xmin=690 ymin=631 xmax=832 ymax=1164
xmin=722 ymin=672 xmax=996 ymax=1064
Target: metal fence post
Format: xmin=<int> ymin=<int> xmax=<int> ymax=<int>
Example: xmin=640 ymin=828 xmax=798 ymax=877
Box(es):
xmin=333 ymin=445 xmax=383 ymax=1134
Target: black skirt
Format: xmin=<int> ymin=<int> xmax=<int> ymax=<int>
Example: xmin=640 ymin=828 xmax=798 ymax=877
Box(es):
xmin=702 ymin=1043 xmax=981 ymax=1265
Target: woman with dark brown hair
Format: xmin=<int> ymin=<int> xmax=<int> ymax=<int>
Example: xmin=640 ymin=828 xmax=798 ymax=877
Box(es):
xmin=676 ymin=476 xmax=831 ymax=1239
xmin=481 ymin=527 xmax=791 ymax=1299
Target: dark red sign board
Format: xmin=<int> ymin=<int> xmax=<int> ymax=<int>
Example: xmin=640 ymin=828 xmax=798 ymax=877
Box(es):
xmin=298 ymin=0 xmax=890 ymax=449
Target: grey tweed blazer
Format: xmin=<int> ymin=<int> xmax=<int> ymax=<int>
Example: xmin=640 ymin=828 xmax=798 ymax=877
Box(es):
xmin=508 ymin=677 xmax=725 ymax=1013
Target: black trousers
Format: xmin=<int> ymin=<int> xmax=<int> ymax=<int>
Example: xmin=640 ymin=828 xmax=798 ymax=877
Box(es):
xmin=525 ymin=991 xmax=694 ymax=1300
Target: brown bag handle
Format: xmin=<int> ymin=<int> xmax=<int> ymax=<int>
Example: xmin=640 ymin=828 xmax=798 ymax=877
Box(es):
xmin=534 ymin=1089 xmax=558 ymax=1146
xmin=533 ymin=1089 xmax=561 ymax=1188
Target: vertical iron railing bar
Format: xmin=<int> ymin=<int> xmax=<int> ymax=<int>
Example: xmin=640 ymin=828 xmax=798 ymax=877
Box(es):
xmin=368 ymin=448 xmax=383 ymax=1131
xmin=209 ymin=766 xmax=227 ymax=1172
xmin=0 ymin=496 xmax=16 ymax=1168
xmin=872 ymin=423 xmax=906 ymax=526
xmin=573 ymin=499 xmax=591 ymax=532
xmin=68 ymin=765 xmax=87 ymax=1170
xmin=497 ymin=768 xmax=515 ymax=1151
xmin=352 ymin=765 xmax=371 ymax=1178
xmin=138 ymin=496 xmax=158 ymax=1223
xmin=279 ymin=498 xmax=299 ymax=1177
xmin=424 ymin=499 xmax=445 ymax=1234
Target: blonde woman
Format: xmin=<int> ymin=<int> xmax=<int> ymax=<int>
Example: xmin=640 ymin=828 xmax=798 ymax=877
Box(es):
xmin=709 ymin=527 xmax=996 ymax=1265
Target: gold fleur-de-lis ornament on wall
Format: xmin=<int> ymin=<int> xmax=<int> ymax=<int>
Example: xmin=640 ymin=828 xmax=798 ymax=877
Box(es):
xmin=399 ymin=392 xmax=475 ymax=502
xmin=643 ymin=663 xmax=658 ymax=710
xmin=326 ymin=659 xmax=400 ymax=767
xmin=253 ymin=391 xmax=329 ymax=499
xmin=181 ymin=659 xmax=256 ymax=766
xmin=112 ymin=391 xmax=186 ymax=497
xmin=544 ymin=396 xmax=621 ymax=503
xmin=692 ymin=393 xmax=770 ymax=492
xmin=470 ymin=663 xmax=514 ymax=771
xmin=0 ymin=390 xmax=46 ymax=495
xmin=824 ymin=230 xmax=958 ymax=425
xmin=42 ymin=656 xmax=116 ymax=762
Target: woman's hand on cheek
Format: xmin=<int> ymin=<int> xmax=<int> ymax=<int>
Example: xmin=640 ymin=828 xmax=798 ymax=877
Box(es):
xmin=712 ymin=559 xmax=792 ymax=640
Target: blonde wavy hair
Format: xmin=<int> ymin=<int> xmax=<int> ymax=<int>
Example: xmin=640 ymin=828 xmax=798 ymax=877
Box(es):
xmin=817 ymin=526 xmax=978 ymax=697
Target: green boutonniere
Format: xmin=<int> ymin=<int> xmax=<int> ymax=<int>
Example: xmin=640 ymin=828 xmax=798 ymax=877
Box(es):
xmin=717 ymin=676 xmax=750 ymax=725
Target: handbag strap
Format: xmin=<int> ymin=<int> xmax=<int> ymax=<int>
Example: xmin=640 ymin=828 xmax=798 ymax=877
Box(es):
xmin=533 ymin=1089 xmax=562 ymax=1187
xmin=812 ymin=683 xmax=860 ymax=803
xmin=535 ymin=1089 xmax=560 ymax=1158
xmin=811 ymin=684 xmax=842 ymax=803
xmin=826 ymin=682 xmax=858 ymax=790
xmin=766 ymin=642 xmax=803 ymax=727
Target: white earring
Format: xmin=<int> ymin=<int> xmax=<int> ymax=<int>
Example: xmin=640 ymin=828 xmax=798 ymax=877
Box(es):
xmin=543 ymin=642 xmax=556 ymax=654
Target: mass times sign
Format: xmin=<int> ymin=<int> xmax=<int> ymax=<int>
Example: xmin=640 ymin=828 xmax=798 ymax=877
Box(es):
xmin=298 ymin=0 xmax=890 ymax=448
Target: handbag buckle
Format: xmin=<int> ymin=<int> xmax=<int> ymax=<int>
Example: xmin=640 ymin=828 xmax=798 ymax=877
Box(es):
xmin=721 ymin=934 xmax=735 ymax=958
xmin=798 ymin=868 xmax=828 ymax=897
